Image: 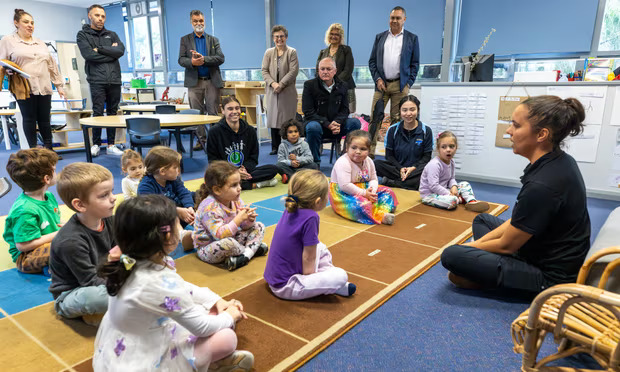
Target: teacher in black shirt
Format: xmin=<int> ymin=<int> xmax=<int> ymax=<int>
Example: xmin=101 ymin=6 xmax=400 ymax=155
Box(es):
xmin=441 ymin=95 xmax=591 ymax=294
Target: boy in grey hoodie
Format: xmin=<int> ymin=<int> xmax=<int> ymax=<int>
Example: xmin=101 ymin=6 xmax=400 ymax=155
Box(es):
xmin=276 ymin=120 xmax=318 ymax=183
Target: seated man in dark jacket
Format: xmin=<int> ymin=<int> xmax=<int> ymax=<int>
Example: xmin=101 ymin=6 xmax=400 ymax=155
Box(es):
xmin=303 ymin=57 xmax=361 ymax=164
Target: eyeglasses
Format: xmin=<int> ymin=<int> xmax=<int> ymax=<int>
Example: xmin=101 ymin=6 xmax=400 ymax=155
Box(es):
xmin=274 ymin=35 xmax=286 ymax=39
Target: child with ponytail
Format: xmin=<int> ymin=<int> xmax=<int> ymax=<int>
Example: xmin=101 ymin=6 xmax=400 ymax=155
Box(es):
xmin=94 ymin=195 xmax=253 ymax=372
xmin=192 ymin=161 xmax=268 ymax=271
xmin=264 ymin=169 xmax=356 ymax=300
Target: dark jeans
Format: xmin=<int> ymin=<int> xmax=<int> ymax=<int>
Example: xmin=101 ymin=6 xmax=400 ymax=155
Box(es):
xmin=16 ymin=94 xmax=52 ymax=148
xmin=275 ymin=162 xmax=318 ymax=178
xmin=374 ymin=159 xmax=423 ymax=190
xmin=241 ymin=165 xmax=279 ymax=190
xmin=305 ymin=118 xmax=361 ymax=163
xmin=271 ymin=128 xmax=281 ymax=151
xmin=91 ymin=83 xmax=121 ymax=146
xmin=441 ymin=213 xmax=548 ymax=293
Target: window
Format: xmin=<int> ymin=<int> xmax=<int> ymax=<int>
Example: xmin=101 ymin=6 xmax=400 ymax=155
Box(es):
xmin=599 ymin=0 xmax=620 ymax=51
xmin=149 ymin=17 xmax=162 ymax=67
xmin=132 ymin=16 xmax=152 ymax=70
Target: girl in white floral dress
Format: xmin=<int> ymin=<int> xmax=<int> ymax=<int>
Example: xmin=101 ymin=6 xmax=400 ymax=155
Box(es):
xmin=93 ymin=194 xmax=253 ymax=371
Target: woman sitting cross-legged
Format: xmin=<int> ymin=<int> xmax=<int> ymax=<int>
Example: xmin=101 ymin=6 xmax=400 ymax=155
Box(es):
xmin=207 ymin=96 xmax=279 ymax=190
xmin=441 ymin=95 xmax=591 ymax=295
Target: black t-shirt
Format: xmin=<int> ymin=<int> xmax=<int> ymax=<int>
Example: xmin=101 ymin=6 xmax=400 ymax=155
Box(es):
xmin=49 ymin=214 xmax=115 ymax=299
xmin=511 ymin=149 xmax=590 ymax=286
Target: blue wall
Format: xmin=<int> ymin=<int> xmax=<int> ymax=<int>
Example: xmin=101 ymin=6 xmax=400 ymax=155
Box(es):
xmin=104 ymin=4 xmax=129 ymax=71
xmin=349 ymin=0 xmax=446 ymax=65
xmin=163 ymin=0 xmax=213 ymax=72
xmin=457 ymin=0 xmax=598 ymax=57
xmin=275 ymin=0 xmax=350 ymax=68
xmin=212 ymin=0 xmax=266 ymax=69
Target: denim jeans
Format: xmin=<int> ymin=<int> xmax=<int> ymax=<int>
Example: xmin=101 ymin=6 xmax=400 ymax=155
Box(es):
xmin=54 ymin=285 xmax=108 ymax=318
xmin=305 ymin=117 xmax=361 ymax=163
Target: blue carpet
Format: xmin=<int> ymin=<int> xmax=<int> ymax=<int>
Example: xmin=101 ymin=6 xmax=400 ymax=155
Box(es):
xmin=0 ymin=269 xmax=52 ymax=318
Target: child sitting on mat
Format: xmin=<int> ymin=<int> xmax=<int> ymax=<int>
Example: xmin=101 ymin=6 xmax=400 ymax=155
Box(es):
xmin=93 ymin=195 xmax=253 ymax=372
xmin=329 ymin=130 xmax=398 ymax=225
xmin=419 ymin=131 xmax=489 ymax=212
xmin=264 ymin=169 xmax=356 ymax=300
xmin=275 ymin=119 xmax=318 ymax=184
xmin=120 ymin=149 xmax=144 ymax=200
xmin=193 ymin=161 xmax=268 ymax=271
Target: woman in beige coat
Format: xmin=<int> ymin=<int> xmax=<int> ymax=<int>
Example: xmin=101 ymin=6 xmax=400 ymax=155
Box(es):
xmin=262 ymin=25 xmax=299 ymax=155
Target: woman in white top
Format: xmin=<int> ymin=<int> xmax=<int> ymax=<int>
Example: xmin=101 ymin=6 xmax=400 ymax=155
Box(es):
xmin=0 ymin=9 xmax=66 ymax=154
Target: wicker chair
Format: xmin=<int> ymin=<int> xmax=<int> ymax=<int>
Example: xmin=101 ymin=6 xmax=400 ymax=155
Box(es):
xmin=511 ymin=247 xmax=620 ymax=371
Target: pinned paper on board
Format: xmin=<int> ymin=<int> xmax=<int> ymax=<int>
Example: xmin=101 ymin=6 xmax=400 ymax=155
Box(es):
xmin=607 ymin=174 xmax=620 ymax=188
xmin=547 ymin=86 xmax=607 ymax=125
xmin=497 ymin=96 xmax=528 ymax=122
xmin=495 ymin=123 xmax=512 ymax=148
xmin=562 ymin=125 xmax=601 ymax=163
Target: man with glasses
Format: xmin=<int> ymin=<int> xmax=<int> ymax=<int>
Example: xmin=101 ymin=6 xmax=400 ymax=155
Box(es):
xmin=77 ymin=4 xmax=126 ymax=157
xmin=178 ymin=9 xmax=225 ymax=150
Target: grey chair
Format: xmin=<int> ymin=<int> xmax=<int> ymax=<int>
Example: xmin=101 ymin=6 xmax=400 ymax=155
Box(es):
xmin=168 ymin=108 xmax=202 ymax=158
xmin=155 ymin=104 xmax=176 ymax=114
xmin=125 ymin=117 xmax=163 ymax=156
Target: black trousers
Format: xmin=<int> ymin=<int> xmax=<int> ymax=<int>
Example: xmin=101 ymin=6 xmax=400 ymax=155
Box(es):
xmin=270 ymin=128 xmax=281 ymax=151
xmin=16 ymin=94 xmax=53 ymax=148
xmin=91 ymin=83 xmax=121 ymax=145
xmin=275 ymin=162 xmax=318 ymax=178
xmin=441 ymin=213 xmax=548 ymax=294
xmin=241 ymin=164 xmax=279 ymax=190
xmin=374 ymin=159 xmax=423 ymax=190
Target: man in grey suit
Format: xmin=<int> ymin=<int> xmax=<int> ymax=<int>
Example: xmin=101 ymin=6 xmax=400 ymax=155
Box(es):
xmin=178 ymin=9 xmax=225 ymax=148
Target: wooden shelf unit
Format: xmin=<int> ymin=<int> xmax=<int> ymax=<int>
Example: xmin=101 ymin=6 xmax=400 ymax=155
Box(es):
xmin=221 ymin=82 xmax=265 ymax=126
xmin=50 ymin=110 xmax=127 ymax=150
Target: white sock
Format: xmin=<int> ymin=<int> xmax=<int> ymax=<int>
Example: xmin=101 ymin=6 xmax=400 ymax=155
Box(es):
xmin=336 ymin=282 xmax=354 ymax=296
xmin=243 ymin=247 xmax=254 ymax=259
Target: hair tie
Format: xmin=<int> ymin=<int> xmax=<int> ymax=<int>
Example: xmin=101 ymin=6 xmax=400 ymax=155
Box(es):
xmin=159 ymin=225 xmax=171 ymax=233
xmin=108 ymin=245 xmax=136 ymax=271
xmin=287 ymin=194 xmax=299 ymax=203
xmin=436 ymin=131 xmax=444 ymax=141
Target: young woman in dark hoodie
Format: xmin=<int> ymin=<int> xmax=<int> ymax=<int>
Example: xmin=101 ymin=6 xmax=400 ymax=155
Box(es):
xmin=207 ymin=97 xmax=279 ymax=190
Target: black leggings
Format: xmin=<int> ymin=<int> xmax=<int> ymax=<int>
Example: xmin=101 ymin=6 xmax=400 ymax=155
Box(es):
xmin=374 ymin=159 xmax=423 ymax=190
xmin=271 ymin=128 xmax=281 ymax=151
xmin=241 ymin=165 xmax=279 ymax=190
xmin=441 ymin=213 xmax=549 ymax=294
xmin=16 ymin=94 xmax=53 ymax=148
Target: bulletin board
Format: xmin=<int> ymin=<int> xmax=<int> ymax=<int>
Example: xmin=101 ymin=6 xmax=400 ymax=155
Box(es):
xmin=420 ymin=83 xmax=620 ymax=199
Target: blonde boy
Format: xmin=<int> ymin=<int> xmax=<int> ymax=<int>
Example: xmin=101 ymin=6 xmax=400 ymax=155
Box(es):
xmin=49 ymin=162 xmax=116 ymax=324
xmin=4 ymin=148 xmax=60 ymax=274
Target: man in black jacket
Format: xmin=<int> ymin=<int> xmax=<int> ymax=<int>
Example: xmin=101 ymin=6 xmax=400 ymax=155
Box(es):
xmin=77 ymin=4 xmax=125 ymax=157
xmin=303 ymin=57 xmax=361 ymax=164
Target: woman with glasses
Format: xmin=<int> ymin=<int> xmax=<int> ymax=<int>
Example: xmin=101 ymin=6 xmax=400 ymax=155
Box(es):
xmin=261 ymin=25 xmax=299 ymax=155
xmin=316 ymin=23 xmax=356 ymax=113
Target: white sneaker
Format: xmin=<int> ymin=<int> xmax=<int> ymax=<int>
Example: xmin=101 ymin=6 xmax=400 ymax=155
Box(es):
xmin=255 ymin=178 xmax=278 ymax=188
xmin=90 ymin=145 xmax=100 ymax=157
xmin=107 ymin=145 xmax=123 ymax=156
xmin=208 ymin=350 xmax=254 ymax=372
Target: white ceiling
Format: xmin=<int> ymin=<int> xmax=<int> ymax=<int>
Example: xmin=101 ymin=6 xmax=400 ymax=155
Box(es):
xmin=35 ymin=0 xmax=116 ymax=8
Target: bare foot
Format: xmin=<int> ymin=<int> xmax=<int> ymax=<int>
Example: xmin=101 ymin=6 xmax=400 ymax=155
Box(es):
xmin=182 ymin=230 xmax=194 ymax=251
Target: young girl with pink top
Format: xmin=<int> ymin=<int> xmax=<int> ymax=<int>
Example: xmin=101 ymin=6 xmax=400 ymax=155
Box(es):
xmin=419 ymin=131 xmax=489 ymax=212
xmin=192 ymin=161 xmax=268 ymax=271
xmin=329 ymin=130 xmax=398 ymax=225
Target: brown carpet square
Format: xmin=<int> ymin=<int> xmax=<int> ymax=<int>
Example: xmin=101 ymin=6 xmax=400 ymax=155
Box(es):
xmin=408 ymin=202 xmax=503 ymax=223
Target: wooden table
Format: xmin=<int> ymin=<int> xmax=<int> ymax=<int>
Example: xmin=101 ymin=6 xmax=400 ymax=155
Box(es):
xmin=121 ymin=104 xmax=191 ymax=114
xmin=79 ymin=114 xmax=220 ymax=165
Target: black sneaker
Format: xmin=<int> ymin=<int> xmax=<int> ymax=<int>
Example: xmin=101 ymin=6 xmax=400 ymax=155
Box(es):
xmin=254 ymin=243 xmax=269 ymax=257
xmin=225 ymin=255 xmax=249 ymax=271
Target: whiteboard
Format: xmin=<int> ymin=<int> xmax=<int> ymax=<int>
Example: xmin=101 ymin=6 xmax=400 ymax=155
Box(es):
xmin=420 ymin=83 xmax=620 ymax=199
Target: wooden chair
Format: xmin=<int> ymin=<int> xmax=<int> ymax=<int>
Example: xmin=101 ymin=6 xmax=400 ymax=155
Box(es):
xmin=511 ymin=247 xmax=620 ymax=371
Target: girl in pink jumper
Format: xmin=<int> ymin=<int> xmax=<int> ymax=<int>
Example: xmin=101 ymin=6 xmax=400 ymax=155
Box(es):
xmin=329 ymin=130 xmax=398 ymax=225
xmin=419 ymin=131 xmax=488 ymax=212
xmin=193 ymin=161 xmax=268 ymax=271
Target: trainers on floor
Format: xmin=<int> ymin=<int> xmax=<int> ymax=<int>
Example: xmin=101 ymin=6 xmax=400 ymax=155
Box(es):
xmin=382 ymin=213 xmax=395 ymax=225
xmin=464 ymin=200 xmax=489 ymax=213
xmin=336 ymin=282 xmax=357 ymax=297
xmin=82 ymin=313 xmax=104 ymax=327
xmin=91 ymin=145 xmax=100 ymax=157
xmin=254 ymin=243 xmax=269 ymax=257
xmin=255 ymin=178 xmax=277 ymax=188
xmin=208 ymin=350 xmax=254 ymax=372
xmin=225 ymin=255 xmax=250 ymax=271
xmin=107 ymin=145 xmax=123 ymax=156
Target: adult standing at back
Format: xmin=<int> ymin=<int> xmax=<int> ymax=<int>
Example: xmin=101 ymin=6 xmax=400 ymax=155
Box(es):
xmin=77 ymin=4 xmax=125 ymax=157
xmin=262 ymin=25 xmax=299 ymax=155
xmin=316 ymin=23 xmax=356 ymax=113
xmin=368 ymin=6 xmax=419 ymax=157
xmin=0 ymin=9 xmax=66 ymax=156
xmin=179 ymin=9 xmax=225 ymax=151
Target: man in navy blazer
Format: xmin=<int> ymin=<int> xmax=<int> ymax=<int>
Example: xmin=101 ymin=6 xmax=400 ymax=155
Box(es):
xmin=368 ymin=6 xmax=419 ymax=156
xmin=178 ymin=9 xmax=224 ymax=149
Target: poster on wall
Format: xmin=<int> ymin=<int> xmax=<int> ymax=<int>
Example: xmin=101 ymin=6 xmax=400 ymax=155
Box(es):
xmin=562 ymin=125 xmax=601 ymax=163
xmin=495 ymin=123 xmax=512 ymax=148
xmin=546 ymin=86 xmax=607 ymax=125
xmin=497 ymin=96 xmax=528 ymax=122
